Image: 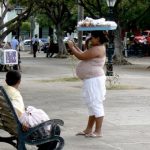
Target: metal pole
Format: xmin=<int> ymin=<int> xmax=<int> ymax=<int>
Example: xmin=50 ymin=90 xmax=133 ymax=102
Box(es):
xmin=30 ymin=16 xmax=35 ymax=53
xmin=106 ymin=6 xmax=115 ymax=76
xmin=17 ymin=21 xmax=20 ymax=51
xmin=77 ymin=0 xmax=84 ymax=49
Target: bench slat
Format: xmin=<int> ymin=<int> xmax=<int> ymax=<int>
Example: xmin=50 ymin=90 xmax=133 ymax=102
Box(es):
xmin=0 ymin=125 xmax=17 ymax=136
xmin=0 ymin=92 xmax=18 ymax=136
xmin=0 ymin=117 xmax=17 ymax=127
xmin=0 ymin=96 xmax=12 ymax=111
xmin=0 ymin=111 xmax=18 ymax=135
xmin=0 ymin=108 xmax=13 ymax=116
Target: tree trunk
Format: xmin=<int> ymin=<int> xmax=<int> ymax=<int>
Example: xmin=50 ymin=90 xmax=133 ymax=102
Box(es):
xmin=55 ymin=23 xmax=67 ymax=58
xmin=113 ymin=25 xmax=131 ymax=65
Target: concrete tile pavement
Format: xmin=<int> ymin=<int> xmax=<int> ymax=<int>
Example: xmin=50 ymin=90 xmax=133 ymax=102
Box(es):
xmin=0 ymin=51 xmax=150 ymax=150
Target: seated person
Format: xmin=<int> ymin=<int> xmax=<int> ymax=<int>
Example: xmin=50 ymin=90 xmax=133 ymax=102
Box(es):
xmin=4 ymin=70 xmax=60 ymax=150
xmin=4 ymin=70 xmax=25 ymax=118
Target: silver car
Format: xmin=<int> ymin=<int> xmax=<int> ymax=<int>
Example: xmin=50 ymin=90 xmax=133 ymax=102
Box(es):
xmin=19 ymin=39 xmax=43 ymax=51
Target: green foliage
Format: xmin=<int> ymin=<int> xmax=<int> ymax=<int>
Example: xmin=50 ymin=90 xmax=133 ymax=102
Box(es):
xmin=117 ymin=0 xmax=150 ymax=29
xmin=9 ymin=0 xmax=32 ymax=7
xmin=34 ymin=0 xmax=78 ymax=32
xmin=1 ymin=0 xmax=150 ymax=42
xmin=21 ymin=21 xmax=30 ymax=31
xmin=36 ymin=14 xmax=52 ymax=27
xmin=38 ymin=77 xmax=79 ymax=83
xmin=77 ymin=0 xmax=150 ymax=29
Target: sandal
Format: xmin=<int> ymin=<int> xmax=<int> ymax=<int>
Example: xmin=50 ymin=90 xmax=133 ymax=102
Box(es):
xmin=76 ymin=131 xmax=86 ymax=136
xmin=85 ymin=133 xmax=102 ymax=138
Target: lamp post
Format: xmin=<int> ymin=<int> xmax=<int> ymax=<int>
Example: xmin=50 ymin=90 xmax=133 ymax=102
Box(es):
xmin=15 ymin=5 xmax=23 ymax=43
xmin=106 ymin=0 xmax=116 ymax=76
xmin=30 ymin=16 xmax=35 ymax=53
xmin=77 ymin=0 xmax=84 ymax=49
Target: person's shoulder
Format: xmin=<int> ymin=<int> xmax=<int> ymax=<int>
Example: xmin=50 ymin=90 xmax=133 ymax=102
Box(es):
xmin=97 ymin=45 xmax=106 ymax=51
xmin=91 ymin=45 xmax=106 ymax=56
xmin=90 ymin=45 xmax=104 ymax=51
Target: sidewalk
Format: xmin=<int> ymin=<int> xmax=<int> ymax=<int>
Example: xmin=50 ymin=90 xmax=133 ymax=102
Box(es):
xmin=0 ymin=51 xmax=150 ymax=150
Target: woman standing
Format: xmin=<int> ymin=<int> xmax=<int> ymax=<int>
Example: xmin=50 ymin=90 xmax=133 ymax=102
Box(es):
xmin=67 ymin=31 xmax=108 ymax=137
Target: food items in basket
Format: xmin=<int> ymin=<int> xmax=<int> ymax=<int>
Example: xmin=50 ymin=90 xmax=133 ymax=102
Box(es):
xmin=77 ymin=17 xmax=117 ymax=28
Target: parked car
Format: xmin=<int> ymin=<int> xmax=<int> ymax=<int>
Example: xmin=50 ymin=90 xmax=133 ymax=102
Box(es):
xmin=134 ymin=36 xmax=146 ymax=44
xmin=134 ymin=30 xmax=150 ymax=45
xmin=142 ymin=30 xmax=150 ymax=44
xmin=130 ymin=30 xmax=150 ymax=57
xmin=40 ymin=38 xmax=49 ymax=53
xmin=19 ymin=39 xmax=43 ymax=51
xmin=19 ymin=39 xmax=31 ymax=51
xmin=40 ymin=38 xmax=49 ymax=44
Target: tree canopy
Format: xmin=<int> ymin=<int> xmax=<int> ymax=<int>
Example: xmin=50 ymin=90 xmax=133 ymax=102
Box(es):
xmin=1 ymin=0 xmax=149 ymax=42
xmin=0 ymin=0 xmax=149 ymax=59
xmin=0 ymin=0 xmax=33 ymax=42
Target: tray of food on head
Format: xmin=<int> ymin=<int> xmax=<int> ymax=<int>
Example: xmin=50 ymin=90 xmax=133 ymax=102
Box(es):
xmin=77 ymin=17 xmax=117 ymax=31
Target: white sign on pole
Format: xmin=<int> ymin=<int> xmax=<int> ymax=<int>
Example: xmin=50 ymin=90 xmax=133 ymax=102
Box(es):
xmin=0 ymin=49 xmax=18 ymax=65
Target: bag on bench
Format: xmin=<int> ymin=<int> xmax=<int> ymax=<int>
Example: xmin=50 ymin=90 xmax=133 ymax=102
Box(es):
xmin=20 ymin=106 xmax=51 ymax=139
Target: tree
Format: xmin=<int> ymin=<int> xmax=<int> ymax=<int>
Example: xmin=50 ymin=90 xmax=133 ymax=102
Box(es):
xmin=116 ymin=0 xmax=150 ymax=29
xmin=33 ymin=0 xmax=77 ymax=57
xmin=0 ymin=0 xmax=77 ymax=57
xmin=76 ymin=0 xmax=150 ymax=64
xmin=113 ymin=0 xmax=150 ymax=63
xmin=1 ymin=0 xmax=149 ymax=61
xmin=0 ymin=0 xmax=33 ymax=44
xmin=77 ymin=0 xmax=106 ymax=18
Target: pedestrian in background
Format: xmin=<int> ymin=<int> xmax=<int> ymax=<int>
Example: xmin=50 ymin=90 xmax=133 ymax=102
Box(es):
xmin=32 ymin=34 xmax=39 ymax=58
xmin=11 ymin=36 xmax=19 ymax=50
xmin=10 ymin=36 xmax=21 ymax=71
xmin=67 ymin=31 xmax=108 ymax=138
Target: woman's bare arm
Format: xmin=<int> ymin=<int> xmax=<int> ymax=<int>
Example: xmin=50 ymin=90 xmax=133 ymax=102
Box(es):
xmin=67 ymin=40 xmax=104 ymax=60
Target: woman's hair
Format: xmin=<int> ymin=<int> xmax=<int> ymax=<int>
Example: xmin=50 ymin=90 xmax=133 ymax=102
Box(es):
xmin=6 ymin=70 xmax=21 ymax=86
xmin=91 ymin=31 xmax=109 ymax=44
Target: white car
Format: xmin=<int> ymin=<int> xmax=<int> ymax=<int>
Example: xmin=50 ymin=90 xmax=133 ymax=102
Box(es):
xmin=19 ymin=39 xmax=43 ymax=51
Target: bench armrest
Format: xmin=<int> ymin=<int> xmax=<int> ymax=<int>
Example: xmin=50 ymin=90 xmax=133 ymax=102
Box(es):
xmin=26 ymin=135 xmax=64 ymax=146
xmin=24 ymin=119 xmax=64 ymax=137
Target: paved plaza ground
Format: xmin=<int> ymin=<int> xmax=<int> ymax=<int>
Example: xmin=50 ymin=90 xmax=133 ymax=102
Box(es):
xmin=0 ymin=51 xmax=150 ymax=150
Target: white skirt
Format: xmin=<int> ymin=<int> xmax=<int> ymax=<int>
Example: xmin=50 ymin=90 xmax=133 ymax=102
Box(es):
xmin=83 ymin=76 xmax=106 ymax=117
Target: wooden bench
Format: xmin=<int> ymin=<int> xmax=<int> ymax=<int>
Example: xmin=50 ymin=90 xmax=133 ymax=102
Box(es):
xmin=0 ymin=86 xmax=64 ymax=150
